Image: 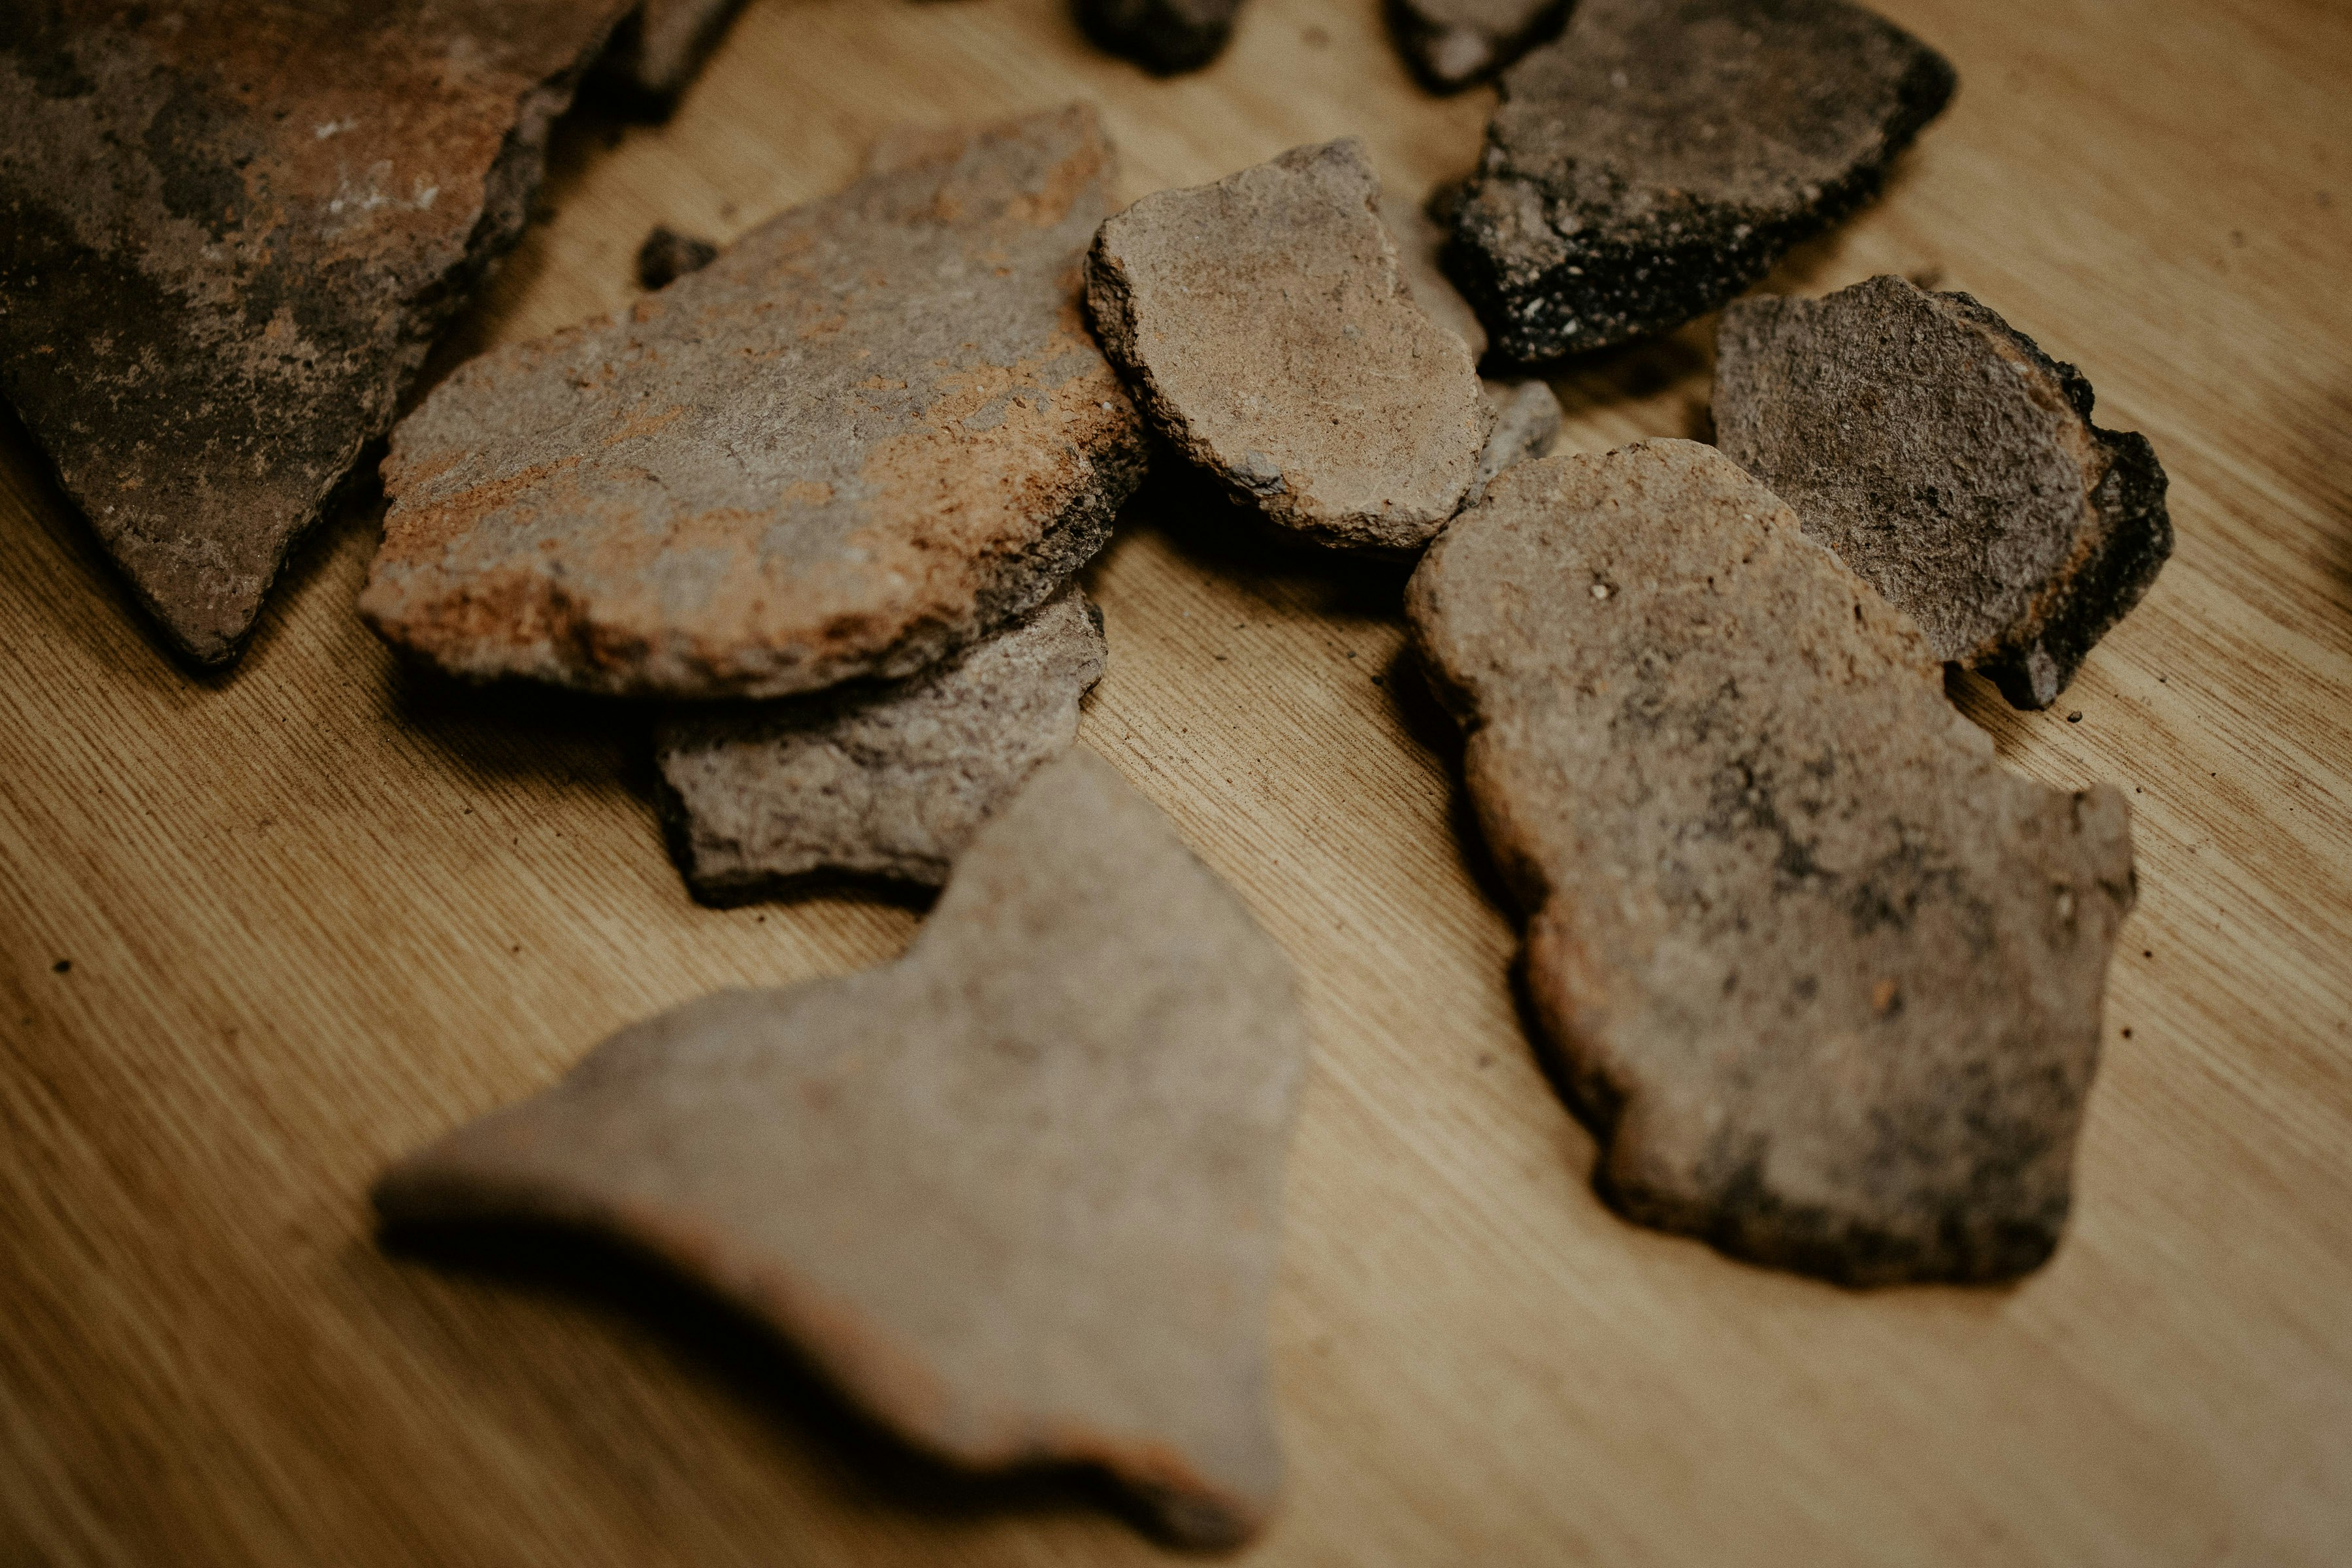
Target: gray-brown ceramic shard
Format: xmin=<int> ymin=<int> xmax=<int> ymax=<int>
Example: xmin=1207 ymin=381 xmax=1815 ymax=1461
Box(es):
xmin=1386 ymin=185 xmax=1490 ymax=361
xmin=1445 ymin=0 xmax=1956 ymax=364
xmin=0 ymin=0 xmax=632 ymax=665
xmin=656 ymin=585 xmax=1109 ymax=900
xmin=1075 ymin=0 xmax=1247 ymax=74
xmin=376 ymin=749 xmax=1306 ymax=1548
xmin=1387 ymin=0 xmax=1571 ymax=91
xmin=1467 ymin=380 xmax=1562 ymax=504
xmin=1088 ymin=139 xmax=1492 ymax=553
xmin=1405 ymin=440 xmax=2136 ymax=1286
xmin=1714 ymin=275 xmax=2174 ymax=709
xmin=598 ymin=0 xmax=749 ymax=108
xmin=361 ymin=106 xmax=1147 ymax=700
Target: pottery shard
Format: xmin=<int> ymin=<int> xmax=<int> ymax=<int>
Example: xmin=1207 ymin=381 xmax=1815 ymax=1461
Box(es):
xmin=0 ymin=0 xmax=632 ymax=665
xmin=656 ymin=585 xmax=1108 ymax=900
xmin=599 ymin=0 xmax=749 ymax=108
xmin=1088 ymin=139 xmax=1492 ymax=553
xmin=1405 ymin=440 xmax=2136 ymax=1285
xmin=361 ymin=106 xmax=1147 ymax=700
xmin=1387 ymin=0 xmax=1571 ymax=92
xmin=1074 ymin=0 xmax=1247 ymax=74
xmin=1467 ymin=379 xmax=1563 ymax=504
xmin=634 ymin=224 xmax=718 ymax=290
xmin=376 ymin=749 xmax=1305 ymax=1548
xmin=1714 ymin=276 xmax=2174 ymax=710
xmin=1445 ymin=0 xmax=1956 ymax=365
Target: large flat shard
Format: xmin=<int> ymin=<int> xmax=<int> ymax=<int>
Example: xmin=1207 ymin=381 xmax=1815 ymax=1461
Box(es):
xmin=361 ymin=106 xmax=1146 ymax=699
xmin=656 ymin=585 xmax=1108 ymax=900
xmin=377 ymin=750 xmax=1305 ymax=1548
xmin=1406 ymin=440 xmax=2136 ymax=1285
xmin=1445 ymin=0 xmax=1955 ymax=364
xmin=1715 ymin=275 xmax=2172 ymax=709
xmin=0 ymin=0 xmax=633 ymax=664
xmin=1088 ymin=139 xmax=1491 ymax=553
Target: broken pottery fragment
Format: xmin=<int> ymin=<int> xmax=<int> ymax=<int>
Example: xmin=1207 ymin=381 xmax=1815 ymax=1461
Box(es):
xmin=656 ymin=585 xmax=1108 ymax=900
xmin=1714 ymin=275 xmax=2173 ymax=709
xmin=1088 ymin=139 xmax=1492 ymax=552
xmin=596 ymin=0 xmax=749 ymax=108
xmin=1466 ymin=380 xmax=1562 ymax=504
xmin=1405 ymin=440 xmax=2135 ymax=1285
xmin=634 ymin=224 xmax=718 ymax=289
xmin=0 ymin=0 xmax=632 ymax=664
xmin=1386 ymin=185 xmax=1490 ymax=361
xmin=1445 ymin=0 xmax=1956 ymax=364
xmin=1386 ymin=0 xmax=1571 ymax=92
xmin=361 ymin=106 xmax=1146 ymax=700
xmin=1074 ymin=0 xmax=1247 ymax=74
xmin=377 ymin=749 xmax=1305 ymax=1548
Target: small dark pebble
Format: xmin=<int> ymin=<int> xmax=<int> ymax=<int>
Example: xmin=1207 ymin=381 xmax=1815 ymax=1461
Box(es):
xmin=52 ymin=958 xmax=71 ymax=974
xmin=636 ymin=225 xmax=720 ymax=290
xmin=2121 ymin=1028 xmax=2133 ymax=1039
xmin=2067 ymin=711 xmax=2083 ymax=723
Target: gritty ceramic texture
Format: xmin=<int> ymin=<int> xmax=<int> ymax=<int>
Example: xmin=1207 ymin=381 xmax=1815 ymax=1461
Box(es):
xmin=1445 ymin=0 xmax=1956 ymax=364
xmin=376 ymin=749 xmax=1305 ymax=1548
xmin=1088 ymin=139 xmax=1492 ymax=553
xmin=0 ymin=0 xmax=631 ymax=664
xmin=655 ymin=585 xmax=1108 ymax=900
xmin=1074 ymin=0 xmax=1247 ymax=74
xmin=1386 ymin=0 xmax=1571 ymax=91
xmin=1714 ymin=274 xmax=2174 ymax=710
xmin=1406 ymin=440 xmax=2136 ymax=1286
xmin=361 ymin=105 xmax=1146 ymax=700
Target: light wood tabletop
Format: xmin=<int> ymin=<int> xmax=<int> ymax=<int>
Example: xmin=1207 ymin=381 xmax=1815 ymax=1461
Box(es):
xmin=4 ymin=0 xmax=2348 ymax=1562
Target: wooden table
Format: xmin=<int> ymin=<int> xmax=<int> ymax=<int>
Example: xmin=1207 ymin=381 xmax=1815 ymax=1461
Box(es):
xmin=5 ymin=1 xmax=2348 ymax=1561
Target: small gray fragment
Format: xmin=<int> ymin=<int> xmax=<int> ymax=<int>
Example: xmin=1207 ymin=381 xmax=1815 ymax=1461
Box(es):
xmin=377 ymin=749 xmax=1306 ymax=1548
xmin=655 ymin=585 xmax=1109 ymax=899
xmin=634 ymin=224 xmax=719 ymax=289
xmin=1714 ymin=275 xmax=2172 ymax=709
xmin=1465 ymin=380 xmax=1562 ymax=504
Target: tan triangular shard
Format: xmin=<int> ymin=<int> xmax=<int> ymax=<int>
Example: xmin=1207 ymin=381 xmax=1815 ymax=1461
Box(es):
xmin=1407 ymin=440 xmax=2136 ymax=1285
xmin=377 ymin=750 xmax=1305 ymax=1546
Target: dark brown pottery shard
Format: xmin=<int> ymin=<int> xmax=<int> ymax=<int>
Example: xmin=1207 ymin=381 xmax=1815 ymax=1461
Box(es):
xmin=1074 ymin=0 xmax=1247 ymax=74
xmin=1088 ymin=139 xmax=1492 ymax=553
xmin=361 ymin=105 xmax=1147 ymax=700
xmin=634 ymin=223 xmax=718 ymax=289
xmin=376 ymin=749 xmax=1305 ymax=1548
xmin=595 ymin=0 xmax=750 ymax=110
xmin=1714 ymin=274 xmax=2172 ymax=709
xmin=0 ymin=0 xmax=633 ymax=664
xmin=1405 ymin=439 xmax=2136 ymax=1286
xmin=1445 ymin=0 xmax=1956 ymax=365
xmin=656 ymin=585 xmax=1108 ymax=900
xmin=1386 ymin=0 xmax=1572 ymax=93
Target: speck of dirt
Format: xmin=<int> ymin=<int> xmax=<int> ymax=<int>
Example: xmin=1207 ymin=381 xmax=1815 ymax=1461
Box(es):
xmin=2121 ymin=1027 xmax=2134 ymax=1039
xmin=52 ymin=958 xmax=71 ymax=974
xmin=2066 ymin=711 xmax=2083 ymax=723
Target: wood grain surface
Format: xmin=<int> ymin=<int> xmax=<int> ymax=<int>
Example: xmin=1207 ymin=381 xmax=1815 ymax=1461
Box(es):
xmin=4 ymin=1 xmax=2349 ymax=1563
